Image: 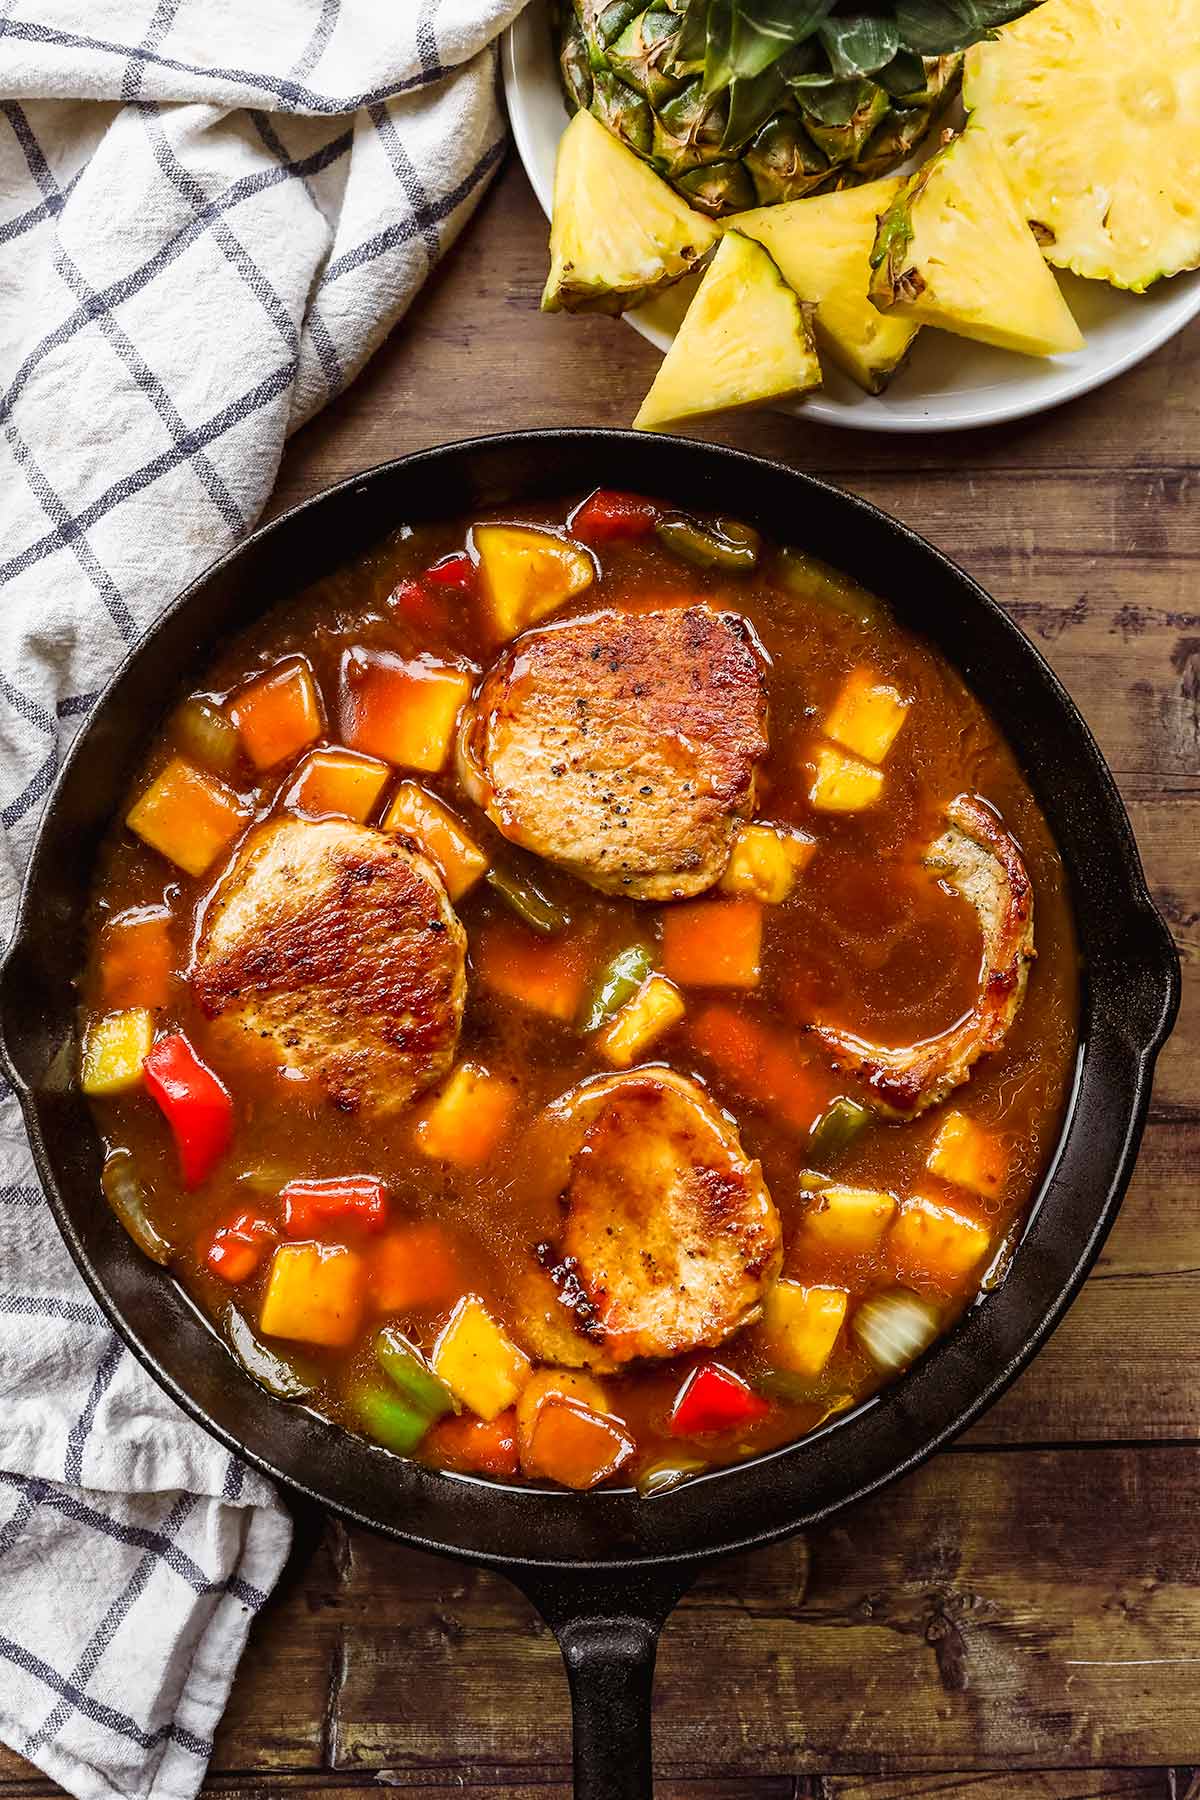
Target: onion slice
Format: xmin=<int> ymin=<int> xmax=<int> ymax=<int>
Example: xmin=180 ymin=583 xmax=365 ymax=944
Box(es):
xmin=853 ymin=1289 xmax=941 ymax=1373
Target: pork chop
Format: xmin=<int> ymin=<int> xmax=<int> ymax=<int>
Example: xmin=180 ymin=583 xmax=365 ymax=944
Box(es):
xmin=812 ymin=792 xmax=1036 ymax=1116
xmin=515 ymin=1067 xmax=782 ymax=1368
xmin=457 ymin=605 xmax=769 ymax=900
xmin=192 ymin=817 xmax=466 ymax=1116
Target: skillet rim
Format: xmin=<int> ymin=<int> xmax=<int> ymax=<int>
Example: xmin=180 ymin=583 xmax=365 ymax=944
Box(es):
xmin=0 ymin=428 xmax=1180 ymax=1573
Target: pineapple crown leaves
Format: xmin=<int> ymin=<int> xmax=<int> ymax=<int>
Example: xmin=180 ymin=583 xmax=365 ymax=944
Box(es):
xmin=694 ymin=0 xmax=1042 ymax=99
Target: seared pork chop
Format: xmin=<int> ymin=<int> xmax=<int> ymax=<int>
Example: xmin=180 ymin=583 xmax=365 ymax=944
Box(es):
xmin=516 ymin=1067 xmax=782 ymax=1368
xmin=192 ymin=818 xmax=466 ymax=1116
xmin=813 ymin=792 xmax=1036 ymax=1116
xmin=457 ymin=605 xmax=769 ymax=900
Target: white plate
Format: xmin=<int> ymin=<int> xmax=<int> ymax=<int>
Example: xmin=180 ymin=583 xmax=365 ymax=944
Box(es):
xmin=503 ymin=2 xmax=1200 ymax=434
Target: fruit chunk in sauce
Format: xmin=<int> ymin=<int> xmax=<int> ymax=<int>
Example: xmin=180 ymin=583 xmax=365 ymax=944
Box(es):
xmin=80 ymin=491 xmax=1078 ymax=1494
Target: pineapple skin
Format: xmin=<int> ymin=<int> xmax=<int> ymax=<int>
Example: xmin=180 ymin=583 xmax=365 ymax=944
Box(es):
xmin=732 ymin=181 xmax=921 ymax=395
xmin=556 ymin=1 xmax=967 ymax=219
xmin=868 ymin=130 xmax=1085 ymax=358
xmin=964 ymin=0 xmax=1200 ymax=293
xmin=633 ymin=231 xmax=822 ymax=432
xmin=542 ymin=109 xmax=719 ymax=317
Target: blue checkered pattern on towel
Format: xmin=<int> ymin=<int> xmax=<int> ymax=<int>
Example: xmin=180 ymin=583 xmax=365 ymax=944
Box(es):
xmin=0 ymin=5 xmax=523 ymax=1795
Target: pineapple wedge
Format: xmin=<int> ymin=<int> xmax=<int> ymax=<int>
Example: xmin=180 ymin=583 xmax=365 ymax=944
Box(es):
xmin=869 ymin=130 xmax=1084 ymax=357
xmin=543 ymin=109 xmax=718 ymax=316
xmin=965 ymin=0 xmax=1200 ymax=293
xmin=732 ymin=181 xmax=920 ymax=394
xmin=633 ymin=231 xmax=821 ymax=432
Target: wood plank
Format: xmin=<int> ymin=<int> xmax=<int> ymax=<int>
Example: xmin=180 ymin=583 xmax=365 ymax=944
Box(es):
xmin=0 ymin=1772 xmax=1178 ymax=1797
xmin=825 ymin=1778 xmax=1173 ymax=1799
xmin=965 ymin=1121 xmax=1200 ymax=1442
xmin=293 ymin=1448 xmax=1200 ymax=1778
xmin=25 ymin=1445 xmax=1190 ymax=1789
xmin=273 ymin=163 xmax=1200 ymax=493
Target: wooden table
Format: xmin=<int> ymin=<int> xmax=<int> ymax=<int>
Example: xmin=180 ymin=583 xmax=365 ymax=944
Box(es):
xmin=4 ymin=155 xmax=1197 ymax=1800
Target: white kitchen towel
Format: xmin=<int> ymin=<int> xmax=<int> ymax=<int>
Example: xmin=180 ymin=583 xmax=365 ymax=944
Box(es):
xmin=0 ymin=4 xmax=525 ymax=1796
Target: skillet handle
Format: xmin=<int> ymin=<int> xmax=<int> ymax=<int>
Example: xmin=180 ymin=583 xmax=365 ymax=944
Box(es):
xmin=513 ymin=1565 xmax=695 ymax=1800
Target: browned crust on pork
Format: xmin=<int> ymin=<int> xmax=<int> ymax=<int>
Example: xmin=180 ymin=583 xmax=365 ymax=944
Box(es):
xmin=192 ymin=818 xmax=466 ymax=1116
xmin=514 ymin=1067 xmax=782 ymax=1368
xmin=459 ymin=605 xmax=769 ymax=900
xmin=812 ymin=792 xmax=1036 ymax=1117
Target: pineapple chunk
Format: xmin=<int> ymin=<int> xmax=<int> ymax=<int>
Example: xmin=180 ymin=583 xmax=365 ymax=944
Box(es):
xmin=800 ymin=1185 xmax=897 ymax=1255
xmin=824 ymin=668 xmax=909 ymax=765
xmin=927 ymin=1111 xmax=1007 ymax=1200
xmin=633 ymin=231 xmax=822 ymax=432
xmin=594 ymin=973 xmax=685 ymax=1068
xmin=414 ymin=1063 xmax=516 ymax=1166
xmin=260 ymin=1243 xmax=365 ymax=1347
xmin=965 ymin=0 xmax=1200 ymax=293
xmin=719 ymin=823 xmax=815 ymax=904
xmin=433 ymin=1296 xmax=531 ymax=1421
xmin=80 ymin=1009 xmax=155 ymax=1096
xmin=763 ymin=1281 xmax=848 ymax=1377
xmin=383 ymin=781 xmax=488 ymax=900
xmin=733 ymin=181 xmax=920 ymax=394
xmin=472 ymin=524 xmax=595 ymax=641
xmin=891 ymin=1196 xmax=991 ymax=1284
xmin=542 ymin=108 xmax=718 ymax=316
xmin=126 ymin=758 xmax=247 ymax=877
xmin=808 ymin=744 xmax=884 ymax=812
xmin=870 ymin=130 xmax=1084 ymax=357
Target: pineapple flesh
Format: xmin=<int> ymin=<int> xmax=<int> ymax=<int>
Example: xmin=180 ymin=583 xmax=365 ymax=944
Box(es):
xmin=542 ymin=108 xmax=718 ymax=316
xmin=869 ymin=130 xmax=1085 ymax=357
xmin=964 ymin=0 xmax=1200 ymax=293
xmin=732 ymin=180 xmax=920 ymax=394
xmin=633 ymin=230 xmax=821 ymax=432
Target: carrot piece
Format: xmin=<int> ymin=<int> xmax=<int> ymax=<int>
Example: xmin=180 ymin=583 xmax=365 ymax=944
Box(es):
xmin=99 ymin=908 xmax=173 ymax=1010
xmin=522 ymin=1397 xmax=635 ymax=1489
xmin=228 ymin=659 xmax=323 ymax=771
xmin=126 ymin=758 xmax=247 ymax=877
xmin=382 ymin=781 xmax=489 ymax=899
xmin=569 ymin=489 xmax=660 ymax=544
xmin=475 ymin=919 xmax=591 ymax=1022
xmin=369 ymin=1221 xmax=462 ymax=1315
xmin=690 ymin=1003 xmax=833 ymax=1134
xmin=414 ymin=1063 xmax=517 ymax=1166
xmin=340 ymin=650 xmax=473 ymax=772
xmin=285 ymin=747 xmax=390 ymax=823
xmin=423 ymin=1409 xmax=519 ymax=1479
xmin=661 ymin=896 xmax=763 ymax=989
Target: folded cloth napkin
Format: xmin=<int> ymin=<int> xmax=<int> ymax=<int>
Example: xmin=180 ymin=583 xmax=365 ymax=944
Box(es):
xmin=0 ymin=4 xmax=526 ymax=1795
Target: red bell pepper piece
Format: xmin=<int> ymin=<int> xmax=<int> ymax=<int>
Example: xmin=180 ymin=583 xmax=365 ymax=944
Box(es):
xmin=424 ymin=552 xmax=477 ymax=592
xmin=670 ymin=1363 xmax=771 ymax=1437
xmin=205 ymin=1209 xmax=275 ymax=1284
xmin=423 ymin=1409 xmax=519 ymax=1479
xmin=387 ymin=577 xmax=450 ymax=635
xmin=570 ymin=489 xmax=660 ymax=544
xmin=143 ymin=1033 xmax=234 ymax=1189
xmin=281 ymin=1175 xmax=388 ymax=1238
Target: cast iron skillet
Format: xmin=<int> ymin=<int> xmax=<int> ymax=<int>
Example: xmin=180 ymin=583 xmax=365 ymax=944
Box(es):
xmin=0 ymin=431 xmax=1179 ymax=1798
